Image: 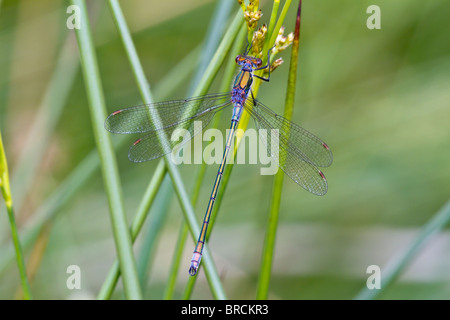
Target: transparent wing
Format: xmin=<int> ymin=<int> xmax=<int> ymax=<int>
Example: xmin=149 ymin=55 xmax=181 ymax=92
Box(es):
xmin=246 ymin=98 xmax=333 ymax=167
xmin=105 ymin=93 xmax=232 ymax=134
xmin=244 ymin=98 xmax=332 ymax=195
xmin=128 ymin=103 xmax=231 ymax=162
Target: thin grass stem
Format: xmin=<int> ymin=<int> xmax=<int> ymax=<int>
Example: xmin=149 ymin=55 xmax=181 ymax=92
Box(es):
xmin=0 ymin=131 xmax=32 ymax=299
xmin=256 ymin=0 xmax=302 ymax=300
xmin=268 ymin=0 xmax=292 ymax=47
xmin=71 ymin=0 xmax=142 ymax=299
xmin=136 ymin=175 xmax=173 ymax=292
xmin=97 ymin=161 xmax=166 ymax=299
xmin=266 ymin=0 xmax=280 ymax=45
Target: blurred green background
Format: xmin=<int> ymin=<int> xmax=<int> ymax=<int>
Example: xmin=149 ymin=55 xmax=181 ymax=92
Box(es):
xmin=0 ymin=0 xmax=450 ymax=299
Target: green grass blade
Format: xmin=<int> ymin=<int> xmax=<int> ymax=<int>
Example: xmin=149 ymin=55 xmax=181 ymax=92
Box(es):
xmin=136 ymin=175 xmax=173 ymax=292
xmin=97 ymin=161 xmax=166 ymax=299
xmin=71 ymin=0 xmax=142 ymax=300
xmin=164 ymin=222 xmax=189 ymax=299
xmin=256 ymin=0 xmax=302 ymax=300
xmin=266 ymin=0 xmax=281 ymax=45
xmin=0 ymin=131 xmax=32 ymax=299
xmin=268 ymin=0 xmax=292 ymax=48
xmin=355 ymin=199 xmax=450 ymax=300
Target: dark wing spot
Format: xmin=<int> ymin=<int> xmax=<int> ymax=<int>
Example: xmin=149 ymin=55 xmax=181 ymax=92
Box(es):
xmin=318 ymin=170 xmax=326 ymax=180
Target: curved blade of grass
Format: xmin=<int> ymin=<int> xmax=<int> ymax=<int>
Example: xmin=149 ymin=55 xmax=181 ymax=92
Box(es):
xmin=265 ymin=0 xmax=280 ymax=46
xmin=106 ymin=0 xmax=244 ymax=300
xmin=267 ymin=0 xmax=292 ymax=50
xmin=256 ymin=0 xmax=302 ymax=300
xmin=355 ymin=199 xmax=450 ymax=300
xmin=0 ymin=131 xmax=32 ymax=299
xmin=71 ymin=0 xmax=142 ymax=299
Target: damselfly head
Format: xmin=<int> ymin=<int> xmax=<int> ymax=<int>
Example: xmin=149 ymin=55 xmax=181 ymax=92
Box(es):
xmin=235 ymin=55 xmax=262 ymax=68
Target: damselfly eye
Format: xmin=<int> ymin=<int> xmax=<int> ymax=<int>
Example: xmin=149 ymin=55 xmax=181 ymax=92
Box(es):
xmin=235 ymin=55 xmax=243 ymax=64
xmin=255 ymin=58 xmax=262 ymax=67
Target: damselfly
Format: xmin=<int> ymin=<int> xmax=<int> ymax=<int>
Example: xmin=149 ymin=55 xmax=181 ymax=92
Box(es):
xmin=105 ymin=47 xmax=333 ymax=276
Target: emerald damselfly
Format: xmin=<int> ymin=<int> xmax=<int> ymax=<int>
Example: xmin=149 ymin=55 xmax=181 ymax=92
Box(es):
xmin=105 ymin=48 xmax=333 ymax=276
